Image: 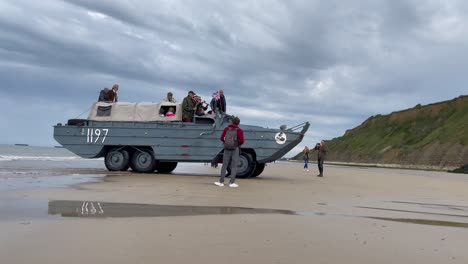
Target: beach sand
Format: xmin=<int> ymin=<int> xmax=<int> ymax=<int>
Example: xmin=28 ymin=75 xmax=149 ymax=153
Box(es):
xmin=1 ymin=162 xmax=468 ymax=263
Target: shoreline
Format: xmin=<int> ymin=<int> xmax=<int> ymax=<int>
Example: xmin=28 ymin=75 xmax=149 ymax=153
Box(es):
xmin=289 ymin=159 xmax=464 ymax=172
xmin=1 ymin=162 xmax=468 ymax=263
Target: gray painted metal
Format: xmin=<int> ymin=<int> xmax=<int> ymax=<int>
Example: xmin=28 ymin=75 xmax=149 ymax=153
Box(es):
xmin=54 ymin=110 xmax=309 ymax=176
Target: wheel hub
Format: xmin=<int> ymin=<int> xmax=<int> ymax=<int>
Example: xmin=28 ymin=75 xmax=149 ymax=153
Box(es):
xmin=111 ymin=153 xmax=122 ymax=163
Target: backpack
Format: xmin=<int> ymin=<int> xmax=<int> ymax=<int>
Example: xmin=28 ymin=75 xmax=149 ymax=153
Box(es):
xmin=224 ymin=127 xmax=238 ymax=150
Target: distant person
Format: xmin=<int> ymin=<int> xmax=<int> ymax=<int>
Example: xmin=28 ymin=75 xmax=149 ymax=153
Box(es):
xmin=316 ymin=140 xmax=328 ymax=177
xmin=166 ymin=107 xmax=175 ymax=117
xmin=163 ymin=92 xmax=177 ymax=103
xmin=303 ymin=146 xmax=310 ymax=171
xmin=159 ymin=108 xmax=165 ymax=117
xmin=210 ymin=89 xmax=226 ymax=114
xmin=214 ymin=117 xmax=244 ymax=188
xmin=182 ymin=91 xmax=196 ymax=122
xmin=107 ymin=84 xmax=119 ymax=102
xmin=98 ymin=88 xmax=110 ymax=102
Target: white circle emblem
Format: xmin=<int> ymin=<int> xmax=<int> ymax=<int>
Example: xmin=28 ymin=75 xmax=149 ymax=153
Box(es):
xmin=275 ymin=132 xmax=287 ymax=145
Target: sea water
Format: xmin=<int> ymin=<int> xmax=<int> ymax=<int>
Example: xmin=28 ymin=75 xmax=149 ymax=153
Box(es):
xmin=0 ymin=145 xmax=107 ymax=220
xmin=0 ymin=144 xmax=105 ymax=179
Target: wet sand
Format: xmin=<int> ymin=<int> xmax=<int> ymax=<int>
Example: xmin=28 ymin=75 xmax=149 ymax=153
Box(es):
xmin=1 ymin=162 xmax=468 ymax=263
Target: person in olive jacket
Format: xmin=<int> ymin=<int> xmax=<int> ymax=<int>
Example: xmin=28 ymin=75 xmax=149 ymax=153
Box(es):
xmin=182 ymin=91 xmax=196 ymax=122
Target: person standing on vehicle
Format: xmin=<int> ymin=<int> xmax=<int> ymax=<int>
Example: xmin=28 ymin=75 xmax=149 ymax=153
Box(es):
xmin=182 ymin=91 xmax=196 ymax=122
xmin=163 ymin=91 xmax=177 ymax=103
xmin=303 ymin=146 xmax=310 ymax=171
xmin=217 ymin=89 xmax=226 ymax=113
xmin=98 ymin=88 xmax=110 ymax=102
xmin=210 ymin=89 xmax=227 ymax=114
xmin=214 ymin=117 xmax=244 ymax=187
xmin=107 ymin=84 xmax=119 ymax=102
xmin=316 ymin=140 xmax=328 ymax=177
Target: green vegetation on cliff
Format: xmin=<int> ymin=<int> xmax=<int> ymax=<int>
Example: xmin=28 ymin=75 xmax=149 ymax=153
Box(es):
xmin=295 ymin=95 xmax=468 ymax=169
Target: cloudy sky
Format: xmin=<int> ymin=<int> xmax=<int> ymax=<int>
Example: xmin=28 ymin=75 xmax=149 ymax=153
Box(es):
xmin=1 ymin=0 xmax=467 ymax=156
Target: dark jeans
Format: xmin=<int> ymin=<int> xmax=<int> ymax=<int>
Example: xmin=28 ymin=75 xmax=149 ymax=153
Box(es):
xmin=318 ymin=158 xmax=324 ymax=175
xmin=303 ymin=158 xmax=309 ymax=169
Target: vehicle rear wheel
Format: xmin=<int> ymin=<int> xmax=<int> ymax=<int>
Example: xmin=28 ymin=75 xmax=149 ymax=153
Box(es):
xmin=104 ymin=149 xmax=130 ymax=171
xmin=234 ymin=152 xmax=256 ymax=178
xmin=130 ymin=149 xmax=155 ymax=173
xmin=250 ymin=162 xmax=265 ymax=178
xmin=155 ymin=161 xmax=178 ymax=173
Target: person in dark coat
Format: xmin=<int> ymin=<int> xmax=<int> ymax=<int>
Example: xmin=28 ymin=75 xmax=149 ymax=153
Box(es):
xmin=316 ymin=140 xmax=328 ymax=177
xmin=98 ymin=88 xmax=110 ymax=102
xmin=210 ymin=89 xmax=227 ymax=114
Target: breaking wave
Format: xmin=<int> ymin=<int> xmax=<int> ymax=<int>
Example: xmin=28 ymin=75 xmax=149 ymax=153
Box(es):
xmin=0 ymin=155 xmax=84 ymax=162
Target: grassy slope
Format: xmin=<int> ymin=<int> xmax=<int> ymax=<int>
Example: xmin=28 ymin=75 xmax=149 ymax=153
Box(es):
xmin=294 ymin=95 xmax=468 ymax=168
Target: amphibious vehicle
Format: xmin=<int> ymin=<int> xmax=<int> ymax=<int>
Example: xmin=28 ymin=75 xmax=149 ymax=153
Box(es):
xmin=54 ymin=102 xmax=309 ymax=178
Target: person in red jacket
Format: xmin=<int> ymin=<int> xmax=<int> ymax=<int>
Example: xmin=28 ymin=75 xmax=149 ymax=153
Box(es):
xmin=214 ymin=117 xmax=245 ymax=187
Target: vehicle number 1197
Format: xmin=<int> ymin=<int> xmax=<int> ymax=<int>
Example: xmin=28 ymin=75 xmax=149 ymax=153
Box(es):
xmin=86 ymin=128 xmax=109 ymax=144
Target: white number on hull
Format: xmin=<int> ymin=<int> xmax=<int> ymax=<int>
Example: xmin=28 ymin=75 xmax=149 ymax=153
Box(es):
xmin=86 ymin=128 xmax=109 ymax=144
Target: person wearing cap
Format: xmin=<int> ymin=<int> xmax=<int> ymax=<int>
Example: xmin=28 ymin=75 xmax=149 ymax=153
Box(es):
xmin=182 ymin=91 xmax=196 ymax=122
xmin=163 ymin=92 xmax=176 ymax=103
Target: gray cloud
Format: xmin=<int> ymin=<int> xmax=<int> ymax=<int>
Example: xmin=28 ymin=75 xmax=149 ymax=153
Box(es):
xmin=1 ymin=0 xmax=467 ymax=155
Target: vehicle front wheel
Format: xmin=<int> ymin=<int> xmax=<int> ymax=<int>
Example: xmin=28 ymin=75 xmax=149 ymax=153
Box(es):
xmin=155 ymin=161 xmax=178 ymax=173
xmin=104 ymin=148 xmax=130 ymax=171
xmin=234 ymin=152 xmax=256 ymax=178
xmin=130 ymin=149 xmax=155 ymax=173
xmin=250 ymin=162 xmax=265 ymax=178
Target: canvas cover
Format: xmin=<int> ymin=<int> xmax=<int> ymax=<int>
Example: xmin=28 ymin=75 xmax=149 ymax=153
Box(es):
xmin=88 ymin=102 xmax=182 ymax=122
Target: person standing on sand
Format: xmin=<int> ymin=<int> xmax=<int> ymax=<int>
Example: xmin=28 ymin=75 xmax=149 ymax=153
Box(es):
xmin=303 ymin=146 xmax=310 ymax=171
xmin=316 ymin=140 xmax=328 ymax=177
xmin=214 ymin=117 xmax=244 ymax=188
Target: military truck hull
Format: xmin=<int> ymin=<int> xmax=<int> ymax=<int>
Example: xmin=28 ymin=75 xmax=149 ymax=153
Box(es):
xmin=53 ymin=102 xmax=309 ymax=178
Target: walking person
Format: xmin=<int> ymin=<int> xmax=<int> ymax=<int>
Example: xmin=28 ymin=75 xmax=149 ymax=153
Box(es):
xmin=303 ymin=146 xmax=310 ymax=171
xmin=316 ymin=140 xmax=328 ymax=177
xmin=214 ymin=117 xmax=244 ymax=187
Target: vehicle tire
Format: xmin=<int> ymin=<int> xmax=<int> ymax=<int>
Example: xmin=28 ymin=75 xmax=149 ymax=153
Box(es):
xmin=130 ymin=149 xmax=155 ymax=173
xmin=234 ymin=152 xmax=256 ymax=178
xmin=155 ymin=161 xmax=178 ymax=173
xmin=104 ymin=149 xmax=130 ymax=171
xmin=250 ymin=162 xmax=265 ymax=178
